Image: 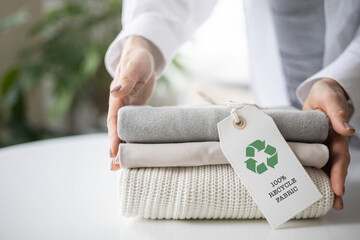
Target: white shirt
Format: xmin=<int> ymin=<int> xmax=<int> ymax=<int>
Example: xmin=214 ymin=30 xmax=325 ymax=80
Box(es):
xmin=104 ymin=0 xmax=360 ymax=128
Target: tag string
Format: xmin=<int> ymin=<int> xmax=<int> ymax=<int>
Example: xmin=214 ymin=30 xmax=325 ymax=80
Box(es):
xmin=197 ymin=91 xmax=217 ymax=105
xmin=227 ymin=101 xmax=265 ymax=127
xmin=196 ymin=91 xmax=265 ymax=127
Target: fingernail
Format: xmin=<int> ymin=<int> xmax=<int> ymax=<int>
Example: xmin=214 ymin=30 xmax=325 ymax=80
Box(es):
xmin=344 ymin=121 xmax=355 ymax=131
xmin=111 ymin=85 xmax=122 ymax=92
xmin=110 ymin=160 xmax=114 ymax=170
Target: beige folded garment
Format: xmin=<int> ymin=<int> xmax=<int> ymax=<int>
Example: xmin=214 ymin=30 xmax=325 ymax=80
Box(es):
xmin=119 ymin=165 xmax=334 ymax=219
xmin=116 ymin=142 xmax=329 ymax=169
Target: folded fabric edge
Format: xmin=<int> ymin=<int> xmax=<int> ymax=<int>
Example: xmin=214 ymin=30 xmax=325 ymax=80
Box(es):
xmin=118 ymin=166 xmax=334 ymax=220
xmin=117 ymin=141 xmax=329 ymax=169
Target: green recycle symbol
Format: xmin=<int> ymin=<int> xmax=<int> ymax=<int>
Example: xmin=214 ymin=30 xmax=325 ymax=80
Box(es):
xmin=244 ymin=140 xmax=278 ymax=174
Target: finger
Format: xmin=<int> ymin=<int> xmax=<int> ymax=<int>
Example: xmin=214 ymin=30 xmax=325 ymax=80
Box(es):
xmin=130 ymin=73 xmax=157 ymax=105
xmin=324 ymin=94 xmax=355 ymax=136
xmin=110 ymin=159 xmax=120 ymax=171
xmin=131 ymin=80 xmax=146 ymax=95
xmin=110 ymin=61 xmax=142 ymax=98
xmin=329 ymin=130 xmax=350 ymax=197
xmin=107 ymin=90 xmax=123 ymax=159
xmin=333 ymin=195 xmax=343 ymax=210
xmin=302 ymin=95 xmax=320 ymax=111
xmin=111 ymin=75 xmax=138 ymax=99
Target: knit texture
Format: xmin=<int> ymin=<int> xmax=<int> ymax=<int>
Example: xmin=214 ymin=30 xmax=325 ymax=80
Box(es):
xmin=119 ymin=165 xmax=333 ymax=219
xmin=117 ymin=105 xmax=329 ymax=143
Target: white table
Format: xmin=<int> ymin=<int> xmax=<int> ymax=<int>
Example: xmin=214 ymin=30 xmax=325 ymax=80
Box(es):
xmin=0 ymin=134 xmax=359 ymax=240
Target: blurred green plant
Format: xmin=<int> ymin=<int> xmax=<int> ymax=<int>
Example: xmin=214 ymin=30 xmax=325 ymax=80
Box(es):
xmin=0 ymin=0 xmax=186 ymax=147
xmin=0 ymin=8 xmax=29 ymax=32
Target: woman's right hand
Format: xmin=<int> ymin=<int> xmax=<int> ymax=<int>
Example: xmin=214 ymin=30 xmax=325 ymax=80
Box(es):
xmin=108 ymin=36 xmax=157 ymax=171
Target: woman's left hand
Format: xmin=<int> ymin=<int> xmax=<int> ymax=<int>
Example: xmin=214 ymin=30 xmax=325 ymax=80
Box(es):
xmin=303 ymin=78 xmax=356 ymax=210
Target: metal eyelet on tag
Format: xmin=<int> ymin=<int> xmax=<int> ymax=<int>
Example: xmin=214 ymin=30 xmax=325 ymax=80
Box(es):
xmin=232 ymin=115 xmax=246 ymax=130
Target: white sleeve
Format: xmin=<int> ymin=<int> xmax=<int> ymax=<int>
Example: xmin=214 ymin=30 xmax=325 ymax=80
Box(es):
xmin=104 ymin=0 xmax=217 ymax=78
xmin=296 ymin=27 xmax=360 ymax=120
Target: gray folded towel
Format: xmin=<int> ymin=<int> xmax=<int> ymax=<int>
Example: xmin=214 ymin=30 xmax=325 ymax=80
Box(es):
xmin=118 ymin=105 xmax=329 ymax=143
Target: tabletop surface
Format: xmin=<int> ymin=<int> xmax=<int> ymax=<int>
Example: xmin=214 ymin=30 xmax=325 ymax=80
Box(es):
xmin=0 ymin=133 xmax=359 ymax=240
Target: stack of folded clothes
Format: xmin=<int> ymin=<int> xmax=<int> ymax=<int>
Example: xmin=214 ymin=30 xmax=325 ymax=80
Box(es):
xmin=116 ymin=105 xmax=334 ymax=220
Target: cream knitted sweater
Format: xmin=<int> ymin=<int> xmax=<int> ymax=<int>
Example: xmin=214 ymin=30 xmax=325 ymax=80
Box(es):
xmin=119 ymin=165 xmax=333 ymax=219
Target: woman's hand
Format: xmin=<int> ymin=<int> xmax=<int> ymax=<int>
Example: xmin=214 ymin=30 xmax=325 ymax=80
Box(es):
xmin=108 ymin=36 xmax=157 ymax=171
xmin=303 ymin=78 xmax=356 ymax=210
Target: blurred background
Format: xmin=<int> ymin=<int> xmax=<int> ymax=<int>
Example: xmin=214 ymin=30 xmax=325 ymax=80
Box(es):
xmin=0 ymin=0 xmax=253 ymax=147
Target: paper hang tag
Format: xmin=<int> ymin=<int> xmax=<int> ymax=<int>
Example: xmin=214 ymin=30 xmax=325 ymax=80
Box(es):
xmin=217 ymin=105 xmax=322 ymax=229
